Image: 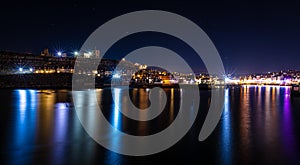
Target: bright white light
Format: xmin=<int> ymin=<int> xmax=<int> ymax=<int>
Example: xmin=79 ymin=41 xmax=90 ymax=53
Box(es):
xmin=57 ymin=52 xmax=62 ymax=56
xmin=74 ymin=51 xmax=79 ymax=55
xmin=19 ymin=68 xmax=23 ymax=72
xmin=113 ymin=73 xmax=121 ymax=79
xmin=29 ymin=68 xmax=33 ymax=72
xmin=225 ymin=77 xmax=230 ymax=82
xmin=88 ymin=52 xmax=92 ymax=55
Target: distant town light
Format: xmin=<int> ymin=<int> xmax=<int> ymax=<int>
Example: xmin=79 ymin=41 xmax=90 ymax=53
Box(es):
xmin=112 ymin=73 xmax=121 ymax=79
xmin=225 ymin=77 xmax=230 ymax=83
xmin=19 ymin=68 xmax=23 ymax=72
xmin=29 ymin=68 xmax=33 ymax=72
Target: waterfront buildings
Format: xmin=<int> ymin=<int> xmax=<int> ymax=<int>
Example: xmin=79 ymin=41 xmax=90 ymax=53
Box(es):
xmin=1 ymin=50 xmax=300 ymax=86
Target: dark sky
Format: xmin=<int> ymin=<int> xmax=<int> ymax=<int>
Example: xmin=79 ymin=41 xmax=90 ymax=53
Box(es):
xmin=1 ymin=0 xmax=300 ymax=74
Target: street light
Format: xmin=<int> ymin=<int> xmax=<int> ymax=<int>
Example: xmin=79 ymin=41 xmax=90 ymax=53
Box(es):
xmin=57 ymin=51 xmax=62 ymax=56
xmin=74 ymin=51 xmax=79 ymax=56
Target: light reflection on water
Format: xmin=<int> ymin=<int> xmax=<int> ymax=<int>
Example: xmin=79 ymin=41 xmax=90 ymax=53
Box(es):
xmin=108 ymin=88 xmax=123 ymax=165
xmin=220 ymin=88 xmax=232 ymax=164
xmin=239 ymin=85 xmax=251 ymax=161
xmin=12 ymin=90 xmax=38 ymax=160
xmin=112 ymin=88 xmax=121 ymax=130
xmin=282 ymin=89 xmax=297 ymax=161
xmin=1 ymin=86 xmax=300 ymax=164
xmin=213 ymin=86 xmax=300 ymax=164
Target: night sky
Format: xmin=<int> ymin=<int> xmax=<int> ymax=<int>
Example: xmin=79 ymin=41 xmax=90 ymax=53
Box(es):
xmin=1 ymin=0 xmax=300 ymax=74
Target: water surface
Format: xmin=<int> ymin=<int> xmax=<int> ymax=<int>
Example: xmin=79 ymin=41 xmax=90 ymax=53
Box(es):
xmin=1 ymin=86 xmax=300 ymax=164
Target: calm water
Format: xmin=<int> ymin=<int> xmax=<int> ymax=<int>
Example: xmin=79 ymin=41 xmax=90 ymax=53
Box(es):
xmin=1 ymin=86 xmax=300 ymax=164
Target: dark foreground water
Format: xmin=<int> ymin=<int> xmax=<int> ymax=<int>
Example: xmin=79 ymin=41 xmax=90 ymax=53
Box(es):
xmin=1 ymin=86 xmax=300 ymax=164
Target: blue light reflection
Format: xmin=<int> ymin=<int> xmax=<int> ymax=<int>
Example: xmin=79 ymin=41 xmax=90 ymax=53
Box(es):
xmin=112 ymin=88 xmax=121 ymax=130
xmin=105 ymin=88 xmax=123 ymax=165
xmin=12 ymin=89 xmax=38 ymax=161
xmin=220 ymin=88 xmax=232 ymax=164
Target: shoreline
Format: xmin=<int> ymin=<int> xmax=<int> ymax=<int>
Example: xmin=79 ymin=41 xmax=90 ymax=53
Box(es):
xmin=0 ymin=73 xmax=293 ymax=90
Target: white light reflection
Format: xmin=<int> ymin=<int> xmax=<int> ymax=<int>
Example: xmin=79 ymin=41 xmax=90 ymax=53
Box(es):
xmin=29 ymin=90 xmax=37 ymax=111
xmin=52 ymin=102 xmax=69 ymax=164
xmin=14 ymin=89 xmax=37 ymax=152
xmin=87 ymin=90 xmax=97 ymax=131
xmin=112 ymin=88 xmax=121 ymax=130
xmin=220 ymin=88 xmax=232 ymax=164
xmin=18 ymin=90 xmax=27 ymax=122
xmin=54 ymin=103 xmax=68 ymax=141
xmin=106 ymin=88 xmax=123 ymax=164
